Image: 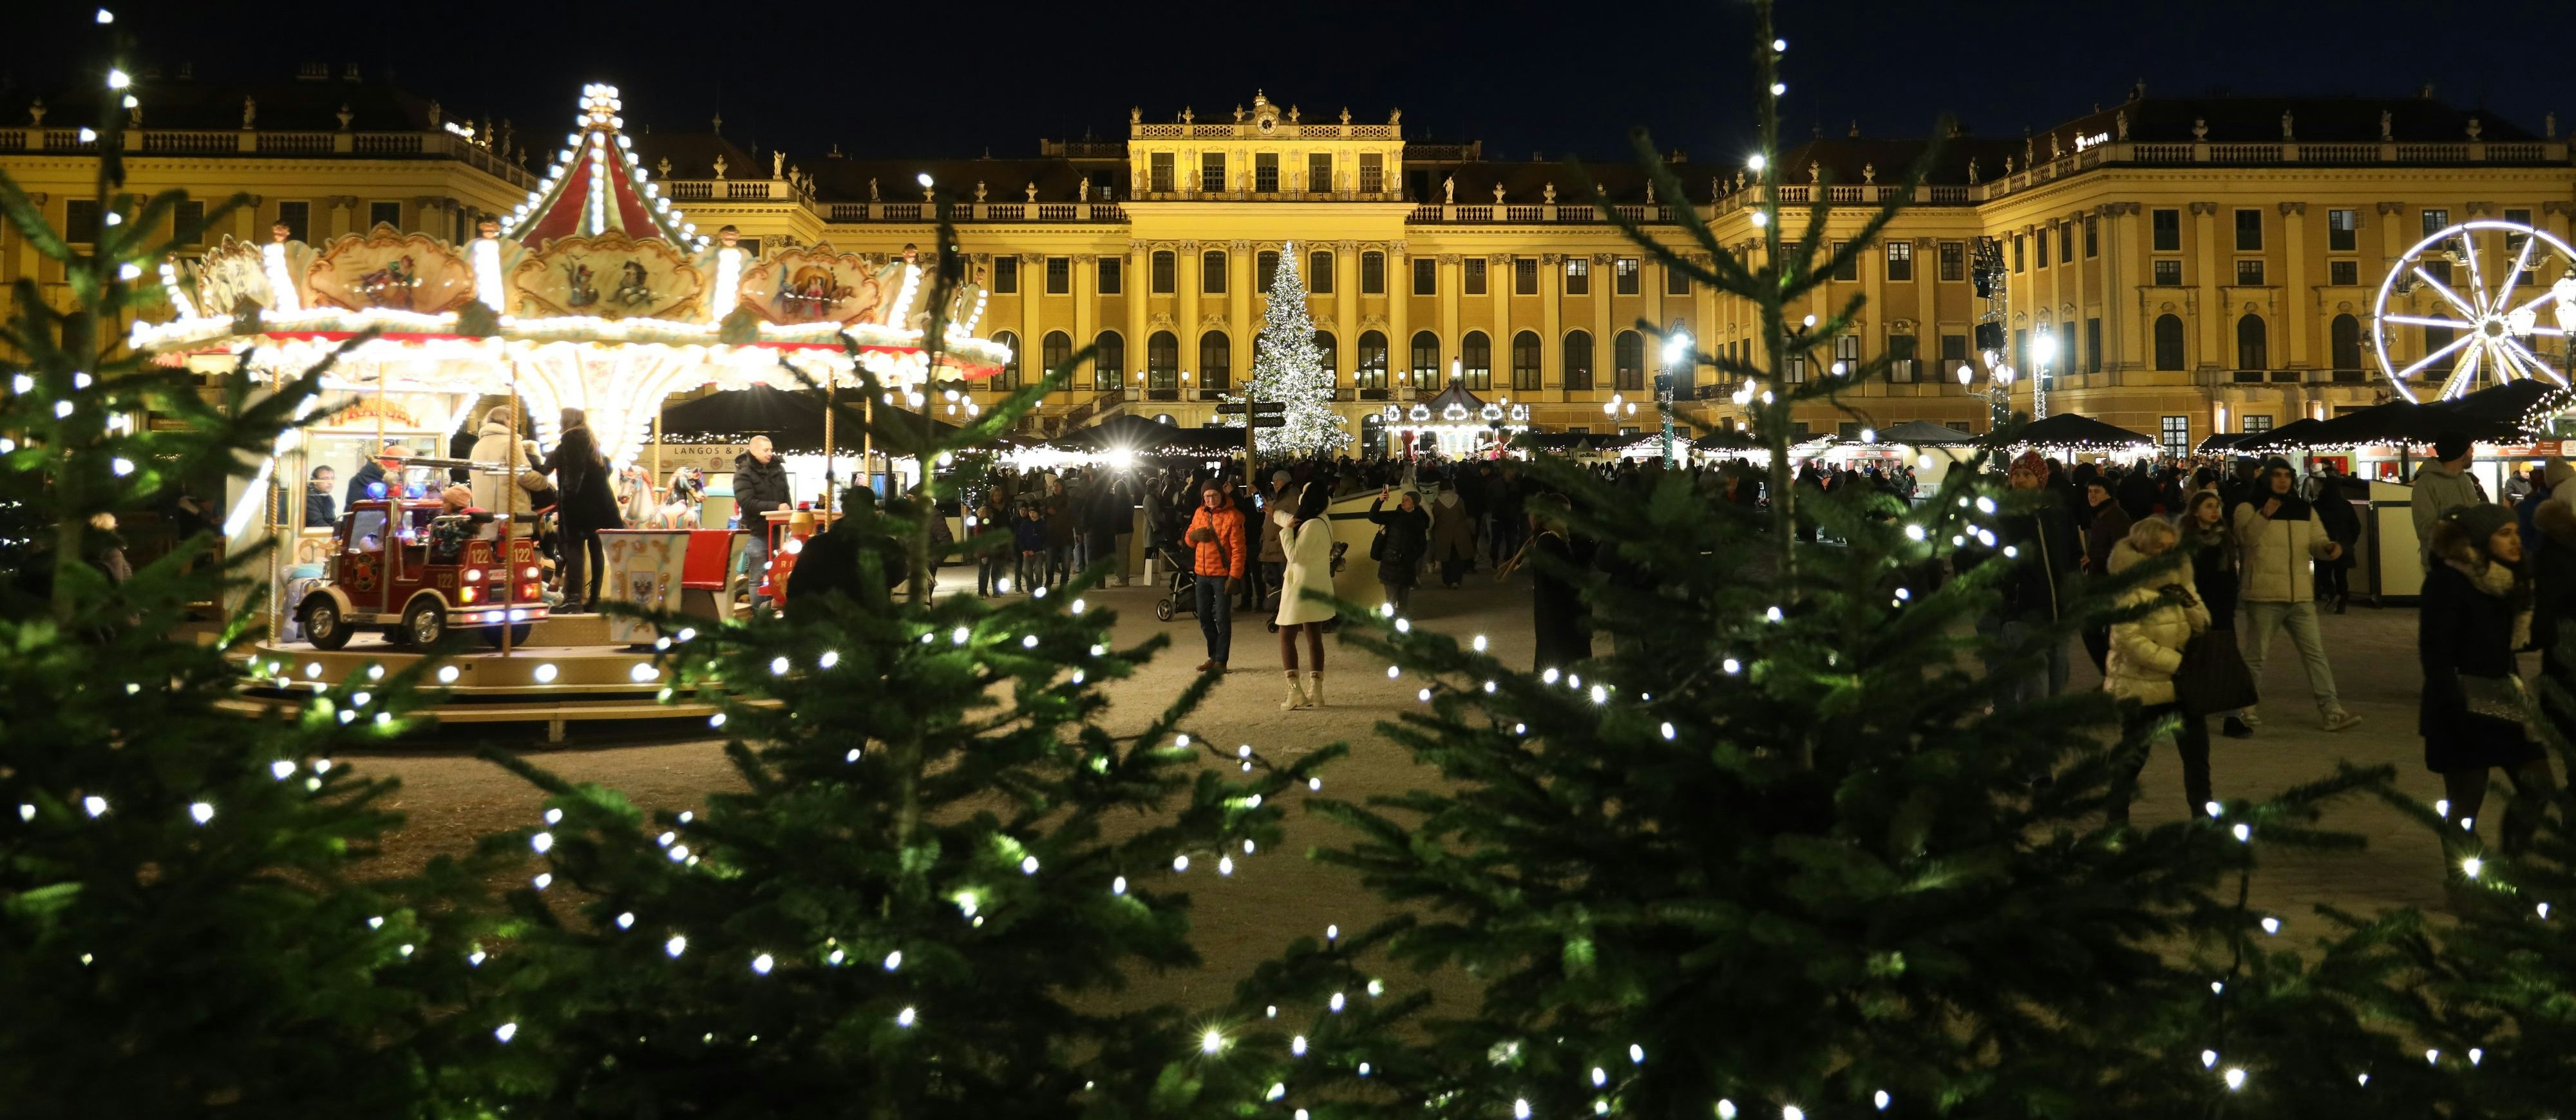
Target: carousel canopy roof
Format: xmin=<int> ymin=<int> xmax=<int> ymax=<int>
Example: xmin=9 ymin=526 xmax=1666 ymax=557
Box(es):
xmin=1976 ymin=413 xmax=2155 ymax=451
xmin=506 ymin=84 xmax=701 ymax=251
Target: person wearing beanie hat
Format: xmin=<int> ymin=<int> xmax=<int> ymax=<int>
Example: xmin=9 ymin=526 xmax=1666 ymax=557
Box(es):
xmin=2419 ymin=502 xmax=2552 ymax=862
xmin=2313 ymin=463 xmax=2362 ymax=613
xmin=2233 ymin=457 xmax=2363 ymax=732
xmin=1962 ymin=450 xmax=2082 ymax=709
xmin=2411 ymin=428 xmax=2487 ymax=565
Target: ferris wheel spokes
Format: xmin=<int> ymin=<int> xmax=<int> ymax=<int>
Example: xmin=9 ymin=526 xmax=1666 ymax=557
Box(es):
xmin=2413 ymin=265 xmax=2484 ymax=321
xmin=2494 ymin=234 xmax=2539 ymax=314
xmin=2393 ymin=330 xmax=2478 ymax=384
xmin=2441 ymin=344 xmax=2486 ymax=401
xmin=2374 ymin=218 xmax=2576 ymax=402
xmin=2501 ymin=335 xmax=2571 ymax=386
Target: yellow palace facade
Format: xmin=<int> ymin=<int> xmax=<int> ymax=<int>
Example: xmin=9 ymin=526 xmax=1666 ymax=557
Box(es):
xmin=7 ymin=70 xmax=2573 ymax=457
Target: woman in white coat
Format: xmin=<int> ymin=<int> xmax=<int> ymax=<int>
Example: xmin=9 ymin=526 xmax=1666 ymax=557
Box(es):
xmin=2103 ymin=516 xmax=2214 ymax=825
xmin=1274 ymin=483 xmax=1339 ymax=710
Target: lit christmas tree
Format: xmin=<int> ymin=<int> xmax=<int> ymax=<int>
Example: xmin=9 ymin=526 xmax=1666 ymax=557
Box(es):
xmin=0 ymin=19 xmax=516 ymax=1115
xmin=1228 ymin=243 xmax=1347 ymax=459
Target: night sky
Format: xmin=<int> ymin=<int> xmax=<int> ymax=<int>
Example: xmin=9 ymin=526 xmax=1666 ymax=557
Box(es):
xmin=6 ymin=0 xmax=2567 ymax=164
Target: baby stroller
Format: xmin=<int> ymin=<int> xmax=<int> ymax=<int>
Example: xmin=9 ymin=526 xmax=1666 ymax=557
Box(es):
xmin=1151 ymin=540 xmax=1197 ymax=622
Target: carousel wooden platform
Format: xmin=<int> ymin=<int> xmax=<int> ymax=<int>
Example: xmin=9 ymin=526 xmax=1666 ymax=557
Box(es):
xmin=232 ymin=612 xmax=739 ymax=743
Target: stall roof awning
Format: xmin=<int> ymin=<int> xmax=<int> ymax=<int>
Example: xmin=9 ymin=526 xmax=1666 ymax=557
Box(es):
xmin=1874 ymin=419 xmax=1980 ymax=446
xmin=1975 ymin=413 xmax=2155 ymax=451
xmin=658 ymin=385 xmax=999 ymax=452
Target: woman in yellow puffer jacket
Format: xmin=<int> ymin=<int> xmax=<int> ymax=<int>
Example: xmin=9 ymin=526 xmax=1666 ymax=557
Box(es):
xmin=2103 ymin=517 xmax=2213 ymax=825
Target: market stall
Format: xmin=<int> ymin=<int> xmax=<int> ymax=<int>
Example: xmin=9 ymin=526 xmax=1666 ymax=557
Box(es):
xmin=1974 ymin=413 xmax=2157 ymax=459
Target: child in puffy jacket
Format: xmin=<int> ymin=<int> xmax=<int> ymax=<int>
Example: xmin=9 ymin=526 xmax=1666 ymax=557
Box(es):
xmin=1013 ymin=502 xmax=1050 ymax=595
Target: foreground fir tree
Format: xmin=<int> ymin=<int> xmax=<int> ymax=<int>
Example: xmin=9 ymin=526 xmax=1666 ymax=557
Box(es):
xmin=1227 ymin=243 xmax=1347 ymax=458
xmin=1244 ymin=5 xmax=2434 ymax=1116
xmin=480 ymin=211 xmax=1339 ymax=1119
xmin=0 ymin=23 xmax=512 ymax=1117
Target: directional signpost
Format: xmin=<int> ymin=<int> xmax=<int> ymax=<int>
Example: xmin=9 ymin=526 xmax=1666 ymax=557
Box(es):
xmin=1215 ymin=400 xmax=1286 ymax=468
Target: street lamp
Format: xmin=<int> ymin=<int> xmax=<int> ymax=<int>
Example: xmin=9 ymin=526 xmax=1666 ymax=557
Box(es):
xmin=1659 ymin=330 xmax=1691 ymax=466
xmin=2030 ymin=330 xmax=2058 ymax=420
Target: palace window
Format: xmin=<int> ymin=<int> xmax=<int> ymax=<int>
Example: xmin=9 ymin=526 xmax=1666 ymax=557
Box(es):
xmin=1938 ymin=240 xmax=1965 ymax=281
xmin=1464 ymin=258 xmax=1487 ymax=295
xmin=2012 ymin=235 xmax=2025 ymax=272
xmin=2154 ymin=260 xmax=2183 ymax=286
xmin=2422 ymin=208 xmax=2449 ymax=236
xmin=1565 ymin=258 xmax=1590 ymax=295
xmin=1361 ymin=251 xmax=1385 ymax=294
xmin=2084 ymin=216 xmax=2099 ymax=257
xmin=274 ymin=200 xmax=309 ymax=243
xmin=1667 ymin=263 xmax=1690 ymax=294
xmin=1151 ymin=251 xmax=1176 ymax=294
xmin=1097 ymin=256 xmax=1121 ymax=294
xmin=1200 ymin=331 xmax=1231 ymax=390
xmin=1095 ymin=331 xmax=1124 ymax=390
xmin=1307 ymin=153 xmax=1332 ymax=194
xmin=1410 ymin=330 xmax=1439 ymax=388
xmin=2236 ymin=314 xmax=2268 ymax=371
xmin=1460 ymin=331 xmax=1492 ymax=390
xmin=2161 ymin=416 xmax=2190 ymax=458
xmin=1614 ymin=330 xmax=1645 ymax=390
xmin=2244 ymin=414 xmax=2273 ymax=433
xmin=2058 ymin=222 xmax=2074 ymax=264
xmin=1147 ymin=330 xmax=1179 ymax=390
xmin=2236 ymin=259 xmax=2265 ymax=286
xmin=2034 ymin=229 xmax=2049 ymax=269
xmin=2331 ymin=314 xmax=2362 ymax=370
xmin=991 ymin=332 xmax=1021 ymax=390
xmin=1202 ymin=250 xmax=1227 ymax=294
xmin=1514 ymin=257 xmax=1538 ymax=294
xmin=1940 ymin=333 xmax=1968 ymax=364
xmin=1888 ymin=334 xmax=1917 ymax=381
xmin=1564 ymin=330 xmax=1595 ymax=390
xmin=1833 ymin=241 xmax=1857 ymax=281
xmin=1355 ymin=330 xmax=1390 ymax=390
xmin=1615 ymin=258 xmax=1640 ymax=295
xmin=2328 ymin=208 xmax=2359 ymax=252
xmin=1886 ymin=240 xmax=1913 ymax=281
xmin=368 ymin=201 xmax=401 ymax=229
xmin=1309 ymin=250 xmax=1333 ymax=293
xmin=2086 ymin=318 xmax=2103 ymax=373
xmin=1046 ymin=256 xmax=1071 ymax=294
xmin=1041 ymin=330 xmax=1072 ymax=377
xmin=1255 ymin=153 xmax=1279 ymax=193
xmin=1314 ymin=331 xmax=1336 ymax=379
xmin=1359 ymin=153 xmax=1384 ymax=194
xmin=1257 ymin=250 xmax=1280 ymax=294
xmin=2151 ymin=208 xmax=2181 ymax=252
xmin=1200 ymin=152 xmax=1226 ymax=193
xmin=172 ymin=200 xmax=205 ymax=246
xmin=1512 ymin=330 xmax=1542 ymax=390
xmin=2330 ymin=260 xmax=2358 ymax=286
xmin=992 ymin=256 xmax=1019 ymax=294
xmin=1413 ymin=257 xmax=1437 ymax=296
xmin=2507 ymin=208 xmax=2533 ymax=253
xmin=2235 ymin=209 xmax=2263 ymax=251
xmin=1150 ymin=153 xmax=1175 ymax=193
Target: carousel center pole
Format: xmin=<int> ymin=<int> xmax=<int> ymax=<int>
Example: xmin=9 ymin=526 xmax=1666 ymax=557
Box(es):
xmin=502 ymin=368 xmax=518 ymax=658
xmin=824 ymin=382 xmax=837 ymax=521
xmin=378 ymin=367 xmax=395 ymax=619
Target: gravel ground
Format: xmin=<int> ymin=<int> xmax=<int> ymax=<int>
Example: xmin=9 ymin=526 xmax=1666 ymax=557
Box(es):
xmin=345 ymin=567 xmax=2463 ymax=1014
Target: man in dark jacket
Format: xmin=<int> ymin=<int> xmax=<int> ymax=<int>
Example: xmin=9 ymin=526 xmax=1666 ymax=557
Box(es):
xmin=304 ymin=466 xmax=339 ymax=528
xmin=2079 ymin=478 xmax=2134 ymax=672
xmin=1967 ymin=451 xmax=2081 ymax=708
xmin=544 ymin=409 xmax=624 ymax=612
xmin=732 ymin=434 xmax=793 ymax=607
xmin=345 ymin=442 xmax=406 ymax=510
xmin=2313 ymin=468 xmax=2362 ymax=612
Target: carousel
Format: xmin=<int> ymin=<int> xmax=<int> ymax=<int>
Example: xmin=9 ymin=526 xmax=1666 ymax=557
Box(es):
xmin=1379 ymin=381 xmax=1530 ymax=458
xmin=141 ymin=84 xmax=1009 ymax=739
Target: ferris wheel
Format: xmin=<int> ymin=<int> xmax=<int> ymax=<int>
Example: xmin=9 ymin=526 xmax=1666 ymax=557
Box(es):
xmin=2373 ymin=219 xmax=2576 ymax=403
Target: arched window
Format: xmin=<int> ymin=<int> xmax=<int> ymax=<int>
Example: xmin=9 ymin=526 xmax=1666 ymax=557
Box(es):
xmin=2423 ymin=320 xmax=2456 ymax=363
xmin=1614 ymin=329 xmax=1646 ymax=390
xmin=1151 ymin=251 xmax=1176 ymax=294
xmin=2236 ymin=313 xmax=2268 ymax=372
xmin=1148 ymin=330 xmax=1179 ymax=391
xmin=1359 ymin=413 xmax=1386 ymax=459
xmin=1512 ymin=330 xmax=1542 ymax=390
xmin=992 ymin=330 xmax=1020 ymax=390
xmin=2329 ymin=314 xmax=2362 ymax=372
xmin=1564 ymin=330 xmax=1595 ymax=391
xmin=1201 ymin=250 xmax=1228 ymax=294
xmin=1360 ymin=251 xmax=1385 ymax=294
xmin=1095 ymin=330 xmax=1125 ymax=390
xmin=1257 ymin=249 xmax=1281 ymax=294
xmin=1356 ymin=330 xmax=1390 ymax=392
xmin=1040 ymin=330 xmax=1072 ymax=382
xmin=1459 ymin=331 xmax=1492 ymax=391
xmin=2153 ymin=314 xmax=2186 ymax=372
xmin=1200 ymin=330 xmax=1231 ymax=390
xmin=1314 ymin=331 xmax=1338 ymax=385
xmin=1309 ymin=249 xmax=1334 ymax=294
xmin=1410 ymin=330 xmax=1441 ymax=390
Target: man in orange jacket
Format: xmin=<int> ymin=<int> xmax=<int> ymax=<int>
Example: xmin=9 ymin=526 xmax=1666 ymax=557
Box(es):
xmin=1186 ymin=478 xmax=1247 ymax=672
